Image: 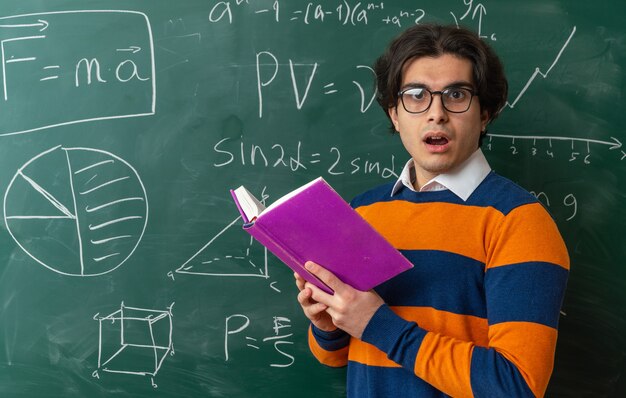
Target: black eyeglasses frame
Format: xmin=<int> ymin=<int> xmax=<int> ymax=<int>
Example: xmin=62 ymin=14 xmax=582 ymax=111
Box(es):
xmin=397 ymin=87 xmax=477 ymax=114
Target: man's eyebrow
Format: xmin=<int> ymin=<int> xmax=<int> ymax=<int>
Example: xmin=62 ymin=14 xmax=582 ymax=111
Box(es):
xmin=445 ymin=80 xmax=475 ymax=89
xmin=400 ymin=80 xmax=474 ymax=90
xmin=400 ymin=82 xmax=427 ymax=90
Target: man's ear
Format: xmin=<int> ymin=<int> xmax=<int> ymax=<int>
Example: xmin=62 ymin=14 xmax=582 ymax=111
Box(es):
xmin=388 ymin=107 xmax=400 ymax=132
xmin=480 ymin=110 xmax=490 ymax=132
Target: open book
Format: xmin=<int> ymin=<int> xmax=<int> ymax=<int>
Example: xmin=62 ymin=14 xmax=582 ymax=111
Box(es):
xmin=230 ymin=177 xmax=413 ymax=294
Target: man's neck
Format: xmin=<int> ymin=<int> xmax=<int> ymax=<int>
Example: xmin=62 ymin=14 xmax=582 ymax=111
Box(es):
xmin=411 ymin=163 xmax=438 ymax=191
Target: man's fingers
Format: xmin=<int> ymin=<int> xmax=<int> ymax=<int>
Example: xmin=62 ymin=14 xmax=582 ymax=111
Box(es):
xmin=294 ymin=272 xmax=306 ymax=291
xmin=305 ymin=261 xmax=344 ymax=293
xmin=296 ymin=287 xmax=312 ymax=304
xmin=297 ymin=288 xmax=328 ymax=313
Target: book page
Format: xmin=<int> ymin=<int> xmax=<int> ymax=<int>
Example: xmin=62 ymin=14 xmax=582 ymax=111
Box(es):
xmin=233 ymin=186 xmax=266 ymax=221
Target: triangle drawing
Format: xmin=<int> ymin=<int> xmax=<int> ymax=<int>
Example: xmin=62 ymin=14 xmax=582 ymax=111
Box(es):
xmin=175 ymin=216 xmax=269 ymax=279
xmin=5 ymin=171 xmax=75 ymax=219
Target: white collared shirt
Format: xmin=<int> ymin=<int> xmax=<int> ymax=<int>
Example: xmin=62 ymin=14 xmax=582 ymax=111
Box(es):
xmin=391 ymin=149 xmax=492 ymax=201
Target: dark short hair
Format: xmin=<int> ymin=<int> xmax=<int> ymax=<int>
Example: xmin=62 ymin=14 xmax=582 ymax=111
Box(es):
xmin=374 ymin=24 xmax=508 ymax=139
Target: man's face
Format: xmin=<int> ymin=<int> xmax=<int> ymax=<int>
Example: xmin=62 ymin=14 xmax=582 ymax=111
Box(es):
xmin=388 ymin=54 xmax=489 ymax=189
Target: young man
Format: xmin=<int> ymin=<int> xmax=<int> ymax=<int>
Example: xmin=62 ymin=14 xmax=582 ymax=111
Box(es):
xmin=295 ymin=24 xmax=569 ymax=397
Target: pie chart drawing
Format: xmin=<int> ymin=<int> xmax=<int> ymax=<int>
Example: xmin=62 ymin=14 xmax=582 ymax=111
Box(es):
xmin=3 ymin=145 xmax=148 ymax=276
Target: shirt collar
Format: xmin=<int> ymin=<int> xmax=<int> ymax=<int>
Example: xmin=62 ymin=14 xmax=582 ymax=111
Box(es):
xmin=391 ymin=149 xmax=491 ymax=201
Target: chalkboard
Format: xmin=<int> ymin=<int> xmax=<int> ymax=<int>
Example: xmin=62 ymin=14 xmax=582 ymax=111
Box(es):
xmin=0 ymin=1 xmax=624 ymax=397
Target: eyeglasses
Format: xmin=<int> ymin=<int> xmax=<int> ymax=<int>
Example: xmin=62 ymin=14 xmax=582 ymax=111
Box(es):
xmin=397 ymin=87 xmax=476 ymax=114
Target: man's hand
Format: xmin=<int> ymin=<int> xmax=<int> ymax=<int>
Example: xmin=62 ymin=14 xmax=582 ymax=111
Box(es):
xmin=296 ymin=261 xmax=384 ymax=339
xmin=295 ymin=270 xmax=336 ymax=332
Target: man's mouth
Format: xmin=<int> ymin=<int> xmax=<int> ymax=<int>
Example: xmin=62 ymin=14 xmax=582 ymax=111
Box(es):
xmin=425 ymin=136 xmax=449 ymax=146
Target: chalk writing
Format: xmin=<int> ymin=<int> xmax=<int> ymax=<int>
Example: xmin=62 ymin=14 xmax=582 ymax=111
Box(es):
xmin=225 ymin=314 xmax=295 ymax=368
xmin=486 ymin=134 xmax=623 ymax=161
xmin=212 ymin=137 xmax=400 ymax=179
xmin=449 ymin=0 xmax=495 ymax=40
xmin=3 ymin=146 xmax=148 ymax=276
xmin=503 ymin=26 xmax=577 ymax=110
xmin=382 ymin=8 xmax=425 ymax=27
xmin=173 ymin=214 xmax=271 ymax=280
xmin=211 ymin=0 xmax=372 ymax=26
xmin=93 ymin=302 xmax=175 ymax=388
xmin=208 ymin=0 xmax=491 ymax=31
xmin=255 ymin=50 xmax=377 ymax=117
xmin=0 ymin=10 xmax=156 ymax=136
xmin=530 ymin=191 xmax=578 ymax=221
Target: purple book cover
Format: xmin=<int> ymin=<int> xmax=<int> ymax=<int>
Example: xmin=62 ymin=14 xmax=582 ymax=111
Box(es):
xmin=234 ymin=178 xmax=413 ymax=294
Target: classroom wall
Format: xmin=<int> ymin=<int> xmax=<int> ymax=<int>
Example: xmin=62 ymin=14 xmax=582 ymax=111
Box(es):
xmin=0 ymin=1 xmax=624 ymax=397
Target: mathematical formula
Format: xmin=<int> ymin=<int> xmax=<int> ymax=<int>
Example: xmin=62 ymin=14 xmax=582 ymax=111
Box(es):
xmin=255 ymin=50 xmax=377 ymax=117
xmin=225 ymin=314 xmax=295 ymax=368
xmin=208 ymin=0 xmax=496 ymax=35
xmin=213 ymin=137 xmax=400 ymax=179
xmin=0 ymin=10 xmax=156 ymax=136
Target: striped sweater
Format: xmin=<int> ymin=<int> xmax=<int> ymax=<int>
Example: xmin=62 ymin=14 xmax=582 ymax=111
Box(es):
xmin=308 ymin=171 xmax=570 ymax=398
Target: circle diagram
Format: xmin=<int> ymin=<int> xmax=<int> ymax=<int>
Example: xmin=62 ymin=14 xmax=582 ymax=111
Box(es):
xmin=4 ymin=146 xmax=148 ymax=276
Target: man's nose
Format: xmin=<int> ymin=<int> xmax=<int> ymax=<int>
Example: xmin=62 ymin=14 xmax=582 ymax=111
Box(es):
xmin=426 ymin=93 xmax=449 ymax=124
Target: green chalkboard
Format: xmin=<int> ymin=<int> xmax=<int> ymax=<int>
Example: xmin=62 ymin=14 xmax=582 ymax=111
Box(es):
xmin=0 ymin=1 xmax=624 ymax=397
